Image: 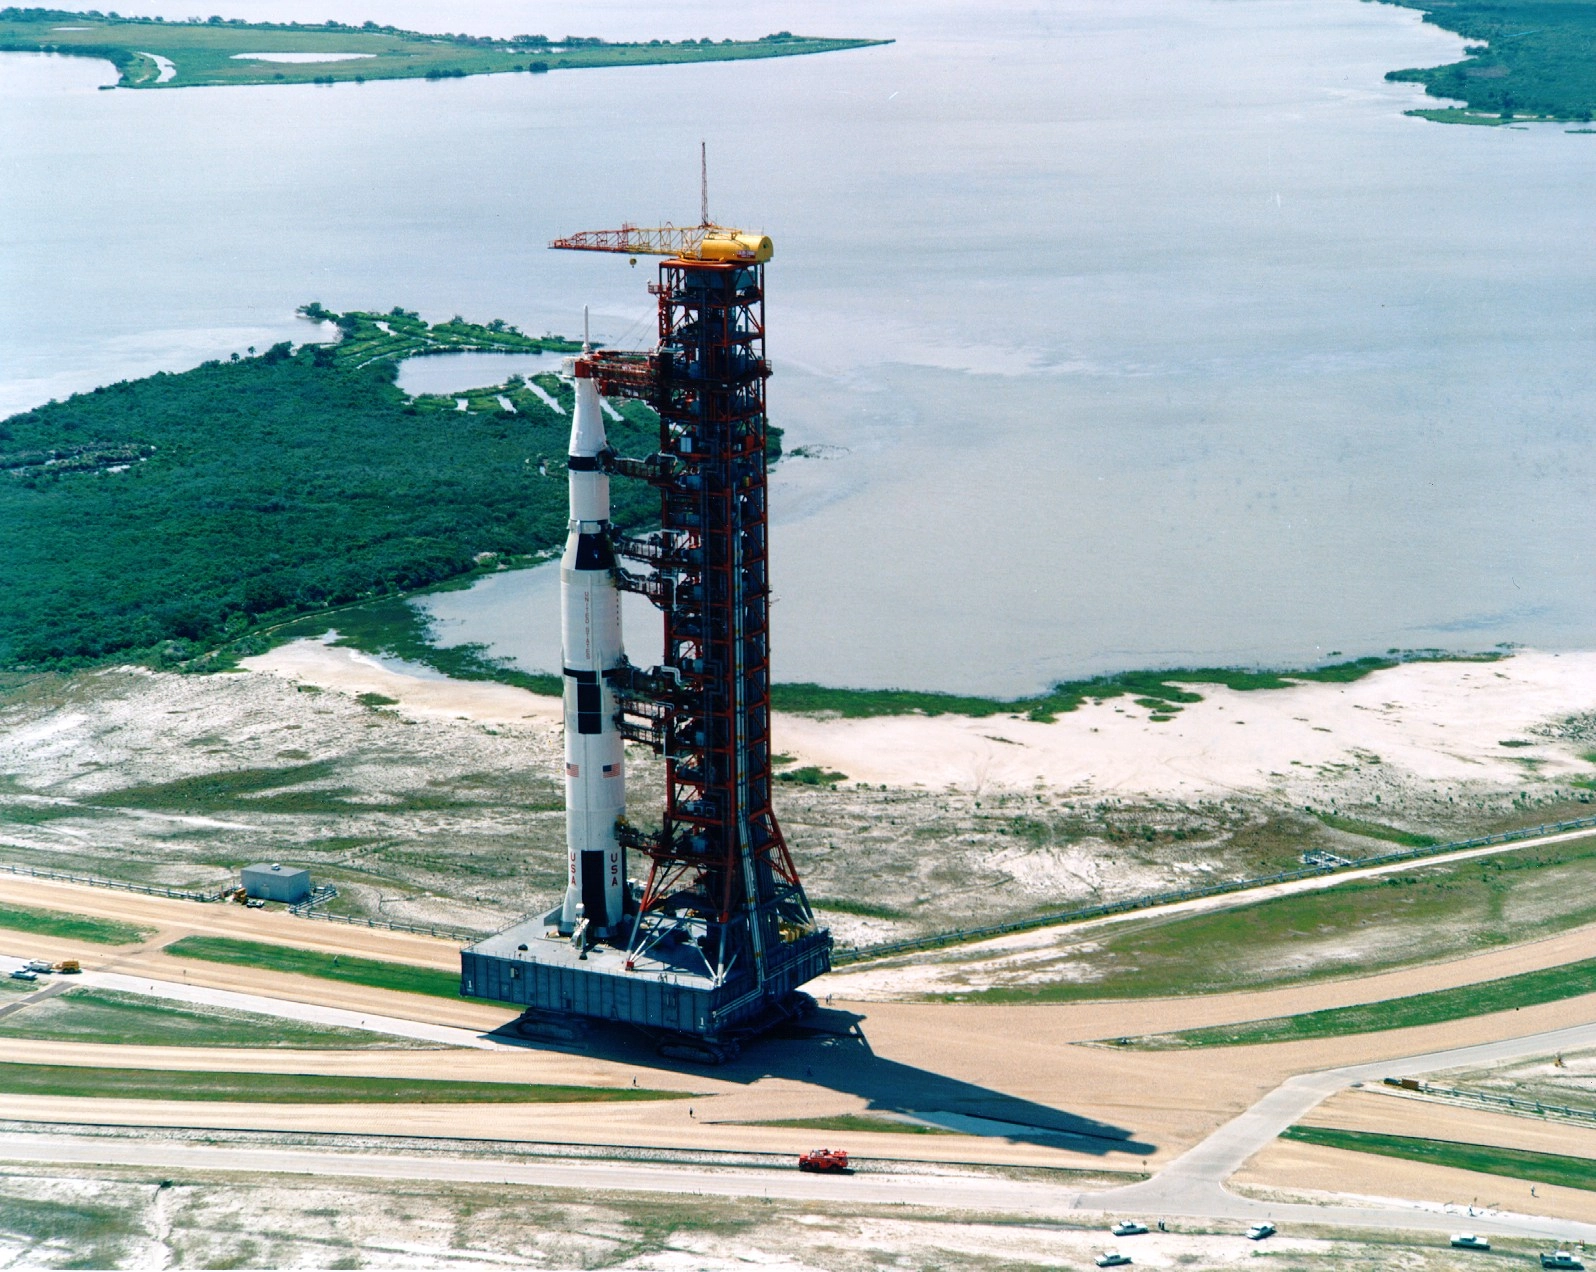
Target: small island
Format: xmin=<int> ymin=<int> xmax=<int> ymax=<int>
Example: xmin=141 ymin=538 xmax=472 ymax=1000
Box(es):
xmin=0 ymin=9 xmax=889 ymax=90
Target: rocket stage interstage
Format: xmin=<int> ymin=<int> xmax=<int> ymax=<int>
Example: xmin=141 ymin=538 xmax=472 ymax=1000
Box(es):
xmin=460 ymin=228 xmax=831 ymax=1061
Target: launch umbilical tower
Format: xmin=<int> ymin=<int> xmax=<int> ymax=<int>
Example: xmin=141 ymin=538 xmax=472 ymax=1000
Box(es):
xmin=460 ymin=201 xmax=830 ymax=1062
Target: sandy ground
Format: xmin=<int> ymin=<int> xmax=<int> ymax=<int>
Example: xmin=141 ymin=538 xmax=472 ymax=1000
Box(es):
xmin=9 ymin=871 xmax=1596 ymax=1186
xmin=16 ymin=844 xmax=1596 ymax=1043
xmin=8 ymin=649 xmax=1596 ymax=1259
xmin=0 ymin=873 xmax=463 ymax=969
xmin=243 ymin=638 xmax=561 ymax=729
xmin=6 ymin=875 xmax=1596 ymax=1156
xmin=1303 ymin=1086 xmax=1596 ymax=1159
xmin=777 ymin=648 xmax=1596 ymax=797
xmin=248 ymin=640 xmax=1596 ymax=800
xmin=1236 ymin=1136 xmax=1596 ymax=1226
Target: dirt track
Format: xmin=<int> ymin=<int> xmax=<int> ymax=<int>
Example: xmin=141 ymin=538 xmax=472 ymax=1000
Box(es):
xmin=8 ymin=872 xmax=1596 ymax=1192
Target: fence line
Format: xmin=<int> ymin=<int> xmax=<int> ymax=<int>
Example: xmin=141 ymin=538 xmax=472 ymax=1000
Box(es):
xmin=0 ymin=861 xmax=224 ymax=903
xmin=286 ymin=905 xmax=481 ymax=944
xmin=1385 ymin=1077 xmax=1596 ymax=1127
xmin=0 ymin=861 xmax=481 ymax=944
xmin=830 ymin=814 xmax=1596 ymax=967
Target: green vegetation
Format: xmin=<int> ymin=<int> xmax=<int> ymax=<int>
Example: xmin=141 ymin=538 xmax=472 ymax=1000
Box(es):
xmin=0 ymin=306 xmax=788 ymax=680
xmin=162 ymin=934 xmax=462 ymax=1000
xmin=1142 ymin=955 xmax=1596 ymax=1047
xmin=737 ymin=1113 xmax=960 ymax=1135
xmin=1283 ymin=1124 xmax=1596 ymax=1190
xmin=0 ymin=986 xmax=439 ymax=1048
xmin=771 ymin=654 xmax=1497 ymax=723
xmin=0 ymin=1061 xmax=683 ymax=1103
xmin=90 ymin=760 xmax=488 ymax=817
xmin=1379 ymin=0 xmax=1596 ymax=124
xmin=1315 ymin=812 xmax=1437 ymax=847
xmin=810 ymin=897 xmax=907 ymax=919
xmin=0 ymin=900 xmax=149 ymax=945
xmin=775 ymin=765 xmax=848 ymax=786
xmin=0 ymin=1192 xmax=142 ymax=1269
xmin=950 ymin=833 xmax=1596 ymax=1004
xmin=0 ymin=10 xmax=886 ymax=90
xmin=0 ymin=308 xmax=640 ymax=670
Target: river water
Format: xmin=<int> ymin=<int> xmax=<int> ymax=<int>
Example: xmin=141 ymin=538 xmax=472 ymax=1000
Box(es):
xmin=5 ymin=0 xmax=1594 ymax=694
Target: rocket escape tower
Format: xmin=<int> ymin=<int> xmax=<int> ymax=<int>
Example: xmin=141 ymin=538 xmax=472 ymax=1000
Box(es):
xmin=459 ymin=177 xmax=832 ymax=1062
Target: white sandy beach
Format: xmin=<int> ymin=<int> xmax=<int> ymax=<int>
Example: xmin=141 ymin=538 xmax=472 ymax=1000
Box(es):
xmin=244 ymin=641 xmax=1596 ymax=803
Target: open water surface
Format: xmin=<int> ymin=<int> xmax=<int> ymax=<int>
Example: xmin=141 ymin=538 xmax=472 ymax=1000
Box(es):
xmin=4 ymin=0 xmax=1595 ymax=693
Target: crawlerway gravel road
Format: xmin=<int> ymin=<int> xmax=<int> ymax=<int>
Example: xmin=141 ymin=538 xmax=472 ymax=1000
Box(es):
xmin=5 ymin=1022 xmax=1596 ymax=1241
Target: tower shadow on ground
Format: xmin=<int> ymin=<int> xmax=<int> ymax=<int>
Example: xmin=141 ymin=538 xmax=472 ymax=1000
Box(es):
xmin=487 ymin=1007 xmax=1154 ymax=1158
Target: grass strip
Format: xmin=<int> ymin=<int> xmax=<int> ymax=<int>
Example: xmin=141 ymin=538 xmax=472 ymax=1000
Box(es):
xmin=940 ymin=833 xmax=1596 ymax=1003
xmin=1141 ymin=956 xmax=1596 ymax=1048
xmin=1282 ymin=1125 xmax=1596 ymax=1192
xmin=0 ymin=901 xmax=150 ymax=946
xmin=1315 ymin=812 xmax=1437 ymax=848
xmin=0 ymin=987 xmax=437 ymax=1049
xmin=0 ymin=1061 xmax=681 ymax=1104
xmin=771 ymin=653 xmax=1498 ymax=723
xmin=162 ymin=935 xmax=460 ymax=1000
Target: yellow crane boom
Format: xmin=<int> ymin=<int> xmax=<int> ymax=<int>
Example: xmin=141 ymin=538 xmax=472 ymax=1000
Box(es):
xmin=550 ymin=221 xmax=772 ymax=263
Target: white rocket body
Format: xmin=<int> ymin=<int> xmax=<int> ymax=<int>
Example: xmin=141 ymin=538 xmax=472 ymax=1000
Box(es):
xmin=559 ymin=359 xmax=627 ymax=936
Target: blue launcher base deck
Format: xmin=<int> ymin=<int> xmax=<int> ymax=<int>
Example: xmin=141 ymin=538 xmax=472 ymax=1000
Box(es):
xmin=460 ymin=907 xmax=832 ymax=1040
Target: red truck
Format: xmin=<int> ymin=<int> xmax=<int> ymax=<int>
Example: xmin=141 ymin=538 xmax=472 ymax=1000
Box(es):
xmin=798 ymin=1148 xmax=850 ymax=1173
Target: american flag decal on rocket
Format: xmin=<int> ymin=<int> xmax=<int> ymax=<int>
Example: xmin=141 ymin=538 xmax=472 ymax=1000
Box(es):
xmin=602 ymin=762 xmax=619 ymax=777
xmin=566 ymin=762 xmax=580 ymax=777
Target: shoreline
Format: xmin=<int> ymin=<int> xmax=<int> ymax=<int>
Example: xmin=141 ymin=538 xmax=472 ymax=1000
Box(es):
xmin=0 ymin=14 xmax=888 ymax=92
xmin=242 ymin=639 xmax=1596 ymax=803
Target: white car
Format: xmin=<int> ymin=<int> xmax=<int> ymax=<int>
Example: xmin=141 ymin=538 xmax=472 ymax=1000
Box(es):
xmin=1451 ymin=1234 xmax=1491 ymax=1250
xmin=1094 ymin=1255 xmax=1132 ymax=1268
xmin=1541 ymin=1254 xmax=1585 ymax=1271
xmin=1111 ymin=1221 xmax=1148 ymax=1237
xmin=1246 ymin=1222 xmax=1276 ymax=1241
xmin=23 ymin=960 xmax=53 ymax=973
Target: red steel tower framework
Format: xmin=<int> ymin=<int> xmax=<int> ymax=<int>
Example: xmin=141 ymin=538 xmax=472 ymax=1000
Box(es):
xmin=584 ymin=251 xmax=829 ymax=1003
xmin=457 ymin=210 xmax=830 ymax=1056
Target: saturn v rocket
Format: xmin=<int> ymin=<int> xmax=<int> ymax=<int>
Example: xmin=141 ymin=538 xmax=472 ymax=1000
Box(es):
xmin=557 ymin=349 xmax=627 ymax=939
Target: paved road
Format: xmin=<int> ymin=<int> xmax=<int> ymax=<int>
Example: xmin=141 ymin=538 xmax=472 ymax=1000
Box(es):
xmin=0 ymin=1130 xmax=1049 ymax=1212
xmin=1080 ymin=1019 xmax=1596 ymax=1242
xmin=4 ymin=1019 xmax=1596 ymax=1243
xmin=0 ymin=952 xmax=504 ymax=1050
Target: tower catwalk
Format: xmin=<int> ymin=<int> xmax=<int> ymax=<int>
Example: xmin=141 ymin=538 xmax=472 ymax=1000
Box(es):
xmin=460 ymin=224 xmax=831 ymax=1062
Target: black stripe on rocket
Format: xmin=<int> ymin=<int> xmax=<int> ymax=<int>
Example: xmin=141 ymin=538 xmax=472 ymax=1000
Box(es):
xmin=573 ymin=531 xmax=614 ymax=571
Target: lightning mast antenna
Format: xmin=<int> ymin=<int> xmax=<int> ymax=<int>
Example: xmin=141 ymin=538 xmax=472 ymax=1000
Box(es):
xmin=700 ymin=140 xmax=709 ymax=228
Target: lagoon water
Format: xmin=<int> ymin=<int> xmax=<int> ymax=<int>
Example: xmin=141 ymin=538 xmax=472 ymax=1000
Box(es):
xmin=394 ymin=352 xmax=570 ymax=396
xmin=5 ymin=0 xmax=1595 ymax=694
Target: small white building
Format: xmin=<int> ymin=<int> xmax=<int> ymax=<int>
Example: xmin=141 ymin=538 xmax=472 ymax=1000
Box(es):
xmin=241 ymin=862 xmax=311 ymax=904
